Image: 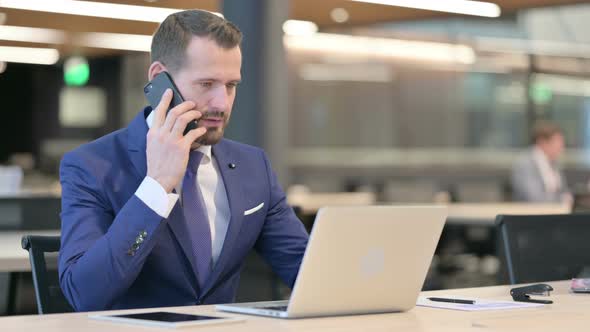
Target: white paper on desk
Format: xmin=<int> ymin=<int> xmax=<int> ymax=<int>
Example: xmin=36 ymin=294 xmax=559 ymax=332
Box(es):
xmin=416 ymin=296 xmax=545 ymax=311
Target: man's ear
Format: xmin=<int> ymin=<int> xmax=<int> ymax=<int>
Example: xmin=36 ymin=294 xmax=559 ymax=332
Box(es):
xmin=148 ymin=61 xmax=167 ymax=81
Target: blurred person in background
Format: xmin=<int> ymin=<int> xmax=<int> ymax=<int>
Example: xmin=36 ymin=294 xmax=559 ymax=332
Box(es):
xmin=58 ymin=9 xmax=308 ymax=312
xmin=511 ymin=121 xmax=571 ymax=203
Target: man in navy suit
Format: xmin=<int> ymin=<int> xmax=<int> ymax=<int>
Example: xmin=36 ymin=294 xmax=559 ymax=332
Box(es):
xmin=58 ymin=10 xmax=308 ymax=312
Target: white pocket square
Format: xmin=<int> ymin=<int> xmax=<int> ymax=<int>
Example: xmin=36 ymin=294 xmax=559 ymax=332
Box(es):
xmin=244 ymin=202 xmax=264 ymax=216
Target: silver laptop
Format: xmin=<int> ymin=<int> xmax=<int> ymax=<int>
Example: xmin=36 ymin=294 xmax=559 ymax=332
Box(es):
xmin=216 ymin=205 xmax=447 ymax=319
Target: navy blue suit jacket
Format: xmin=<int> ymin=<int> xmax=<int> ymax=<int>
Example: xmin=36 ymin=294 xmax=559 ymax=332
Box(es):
xmin=58 ymin=108 xmax=308 ymax=311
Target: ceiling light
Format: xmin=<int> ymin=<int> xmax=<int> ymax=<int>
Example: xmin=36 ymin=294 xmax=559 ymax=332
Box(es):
xmin=0 ymin=0 xmax=224 ymax=23
xmin=283 ymin=20 xmax=318 ymax=36
xmin=0 ymin=25 xmax=151 ymax=52
xmin=284 ymin=33 xmax=475 ymax=64
xmin=0 ymin=46 xmax=59 ymax=65
xmin=330 ymin=8 xmax=350 ymax=23
xmin=73 ymin=32 xmax=151 ymax=52
xmin=350 ymin=0 xmax=501 ymax=18
xmin=300 ymin=63 xmax=393 ymax=82
xmin=0 ymin=25 xmax=66 ymax=44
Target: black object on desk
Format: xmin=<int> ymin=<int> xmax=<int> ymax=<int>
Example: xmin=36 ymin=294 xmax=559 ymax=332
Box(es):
xmin=0 ymin=196 xmax=61 ymax=230
xmin=510 ymin=283 xmax=553 ymax=304
xmin=427 ymin=297 xmax=475 ymax=305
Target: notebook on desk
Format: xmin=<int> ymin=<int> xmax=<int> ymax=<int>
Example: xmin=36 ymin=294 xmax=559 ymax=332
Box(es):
xmin=216 ymin=205 xmax=447 ymax=319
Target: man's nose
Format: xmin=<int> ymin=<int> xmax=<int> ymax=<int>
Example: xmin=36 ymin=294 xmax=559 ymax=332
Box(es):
xmin=209 ymin=86 xmax=230 ymax=110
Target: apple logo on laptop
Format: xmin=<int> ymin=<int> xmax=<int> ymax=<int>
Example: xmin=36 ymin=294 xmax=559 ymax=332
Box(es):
xmin=360 ymin=248 xmax=384 ymax=278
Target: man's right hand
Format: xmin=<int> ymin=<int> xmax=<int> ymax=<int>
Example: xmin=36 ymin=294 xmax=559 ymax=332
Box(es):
xmin=146 ymin=89 xmax=207 ymax=193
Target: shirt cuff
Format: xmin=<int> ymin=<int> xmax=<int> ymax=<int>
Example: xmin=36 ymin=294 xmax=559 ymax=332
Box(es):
xmin=135 ymin=176 xmax=179 ymax=218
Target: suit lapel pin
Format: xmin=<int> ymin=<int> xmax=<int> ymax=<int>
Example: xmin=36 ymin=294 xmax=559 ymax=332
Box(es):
xmin=228 ymin=163 xmax=236 ymax=169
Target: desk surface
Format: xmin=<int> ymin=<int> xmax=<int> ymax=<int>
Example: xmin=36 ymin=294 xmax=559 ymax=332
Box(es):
xmin=288 ymin=197 xmax=571 ymax=226
xmin=0 ymin=280 xmax=586 ymax=331
xmin=445 ymin=203 xmax=571 ymax=225
xmin=0 ymin=230 xmax=59 ymax=272
xmin=288 ymin=192 xmax=377 ymax=215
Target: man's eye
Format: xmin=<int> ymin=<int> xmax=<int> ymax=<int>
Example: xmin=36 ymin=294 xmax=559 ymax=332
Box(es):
xmin=200 ymin=82 xmax=213 ymax=88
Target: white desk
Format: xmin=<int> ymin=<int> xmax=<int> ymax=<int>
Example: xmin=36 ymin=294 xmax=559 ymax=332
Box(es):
xmin=445 ymin=203 xmax=571 ymax=225
xmin=0 ymin=280 xmax=586 ymax=331
xmin=0 ymin=231 xmax=59 ymax=272
xmin=287 ymin=198 xmax=571 ymax=226
xmin=287 ymin=192 xmax=377 ymax=215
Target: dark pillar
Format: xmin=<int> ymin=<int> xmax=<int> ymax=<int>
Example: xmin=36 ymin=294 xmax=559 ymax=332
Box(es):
xmin=222 ymin=0 xmax=290 ymax=185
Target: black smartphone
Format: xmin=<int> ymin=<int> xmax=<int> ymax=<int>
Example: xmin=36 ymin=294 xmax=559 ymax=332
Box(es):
xmin=143 ymin=71 xmax=198 ymax=135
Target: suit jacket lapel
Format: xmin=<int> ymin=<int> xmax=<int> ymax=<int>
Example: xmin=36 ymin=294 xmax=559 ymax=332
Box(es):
xmin=203 ymin=140 xmax=246 ymax=295
xmin=127 ymin=107 xmax=150 ymax=178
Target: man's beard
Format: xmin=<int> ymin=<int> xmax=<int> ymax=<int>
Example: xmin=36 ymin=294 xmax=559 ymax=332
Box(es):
xmin=196 ymin=126 xmax=225 ymax=145
xmin=194 ymin=110 xmax=227 ymax=146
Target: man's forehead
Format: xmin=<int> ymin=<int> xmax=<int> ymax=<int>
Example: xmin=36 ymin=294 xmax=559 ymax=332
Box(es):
xmin=186 ymin=36 xmax=240 ymax=53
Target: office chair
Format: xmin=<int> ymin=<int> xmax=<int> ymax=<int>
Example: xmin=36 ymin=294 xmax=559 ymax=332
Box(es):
xmin=21 ymin=235 xmax=74 ymax=314
xmin=496 ymin=214 xmax=590 ymax=284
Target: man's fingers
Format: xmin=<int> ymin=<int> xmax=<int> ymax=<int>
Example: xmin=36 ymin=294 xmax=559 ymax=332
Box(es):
xmin=162 ymin=100 xmax=196 ymax=132
xmin=171 ymin=110 xmax=202 ymax=137
xmin=183 ymin=126 xmax=207 ymax=146
xmin=152 ymin=89 xmax=172 ymax=129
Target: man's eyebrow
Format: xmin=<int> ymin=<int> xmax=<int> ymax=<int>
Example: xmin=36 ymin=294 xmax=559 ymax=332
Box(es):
xmin=190 ymin=78 xmax=242 ymax=84
xmin=191 ymin=77 xmax=214 ymax=83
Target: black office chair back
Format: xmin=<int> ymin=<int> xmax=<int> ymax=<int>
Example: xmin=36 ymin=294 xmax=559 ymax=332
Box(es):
xmin=496 ymin=214 xmax=590 ymax=284
xmin=21 ymin=235 xmax=74 ymax=314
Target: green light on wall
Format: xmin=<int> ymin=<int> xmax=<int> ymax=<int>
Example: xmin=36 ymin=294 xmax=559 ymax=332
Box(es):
xmin=64 ymin=56 xmax=89 ymax=86
xmin=530 ymin=82 xmax=553 ymax=105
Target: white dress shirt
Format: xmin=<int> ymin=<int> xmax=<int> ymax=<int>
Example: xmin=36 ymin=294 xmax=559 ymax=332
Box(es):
xmin=532 ymin=147 xmax=562 ymax=194
xmin=134 ymin=111 xmax=231 ymax=265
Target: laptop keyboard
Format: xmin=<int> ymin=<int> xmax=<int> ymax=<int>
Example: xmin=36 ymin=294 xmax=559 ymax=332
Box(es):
xmin=258 ymin=305 xmax=288 ymax=312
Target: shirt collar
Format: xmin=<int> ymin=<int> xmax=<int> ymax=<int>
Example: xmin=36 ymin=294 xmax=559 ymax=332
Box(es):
xmin=532 ymin=146 xmax=552 ymax=167
xmin=145 ymin=110 xmax=212 ymax=163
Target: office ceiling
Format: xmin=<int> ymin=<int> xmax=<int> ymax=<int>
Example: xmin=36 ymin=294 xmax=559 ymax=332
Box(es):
xmin=0 ymin=0 xmax=588 ymax=56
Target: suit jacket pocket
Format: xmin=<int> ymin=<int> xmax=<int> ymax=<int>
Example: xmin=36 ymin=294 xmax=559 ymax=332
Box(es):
xmin=244 ymin=202 xmax=264 ymax=216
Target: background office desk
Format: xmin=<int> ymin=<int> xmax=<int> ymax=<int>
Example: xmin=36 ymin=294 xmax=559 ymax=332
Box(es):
xmin=282 ymin=200 xmax=571 ymax=289
xmin=445 ymin=202 xmax=571 ymax=225
xmin=438 ymin=203 xmax=571 ymax=289
xmin=287 ymin=198 xmax=570 ymax=224
xmin=287 ymin=191 xmax=377 ymax=215
xmin=0 ymin=231 xmax=60 ymax=272
xmin=0 ymin=280 xmax=586 ymax=331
